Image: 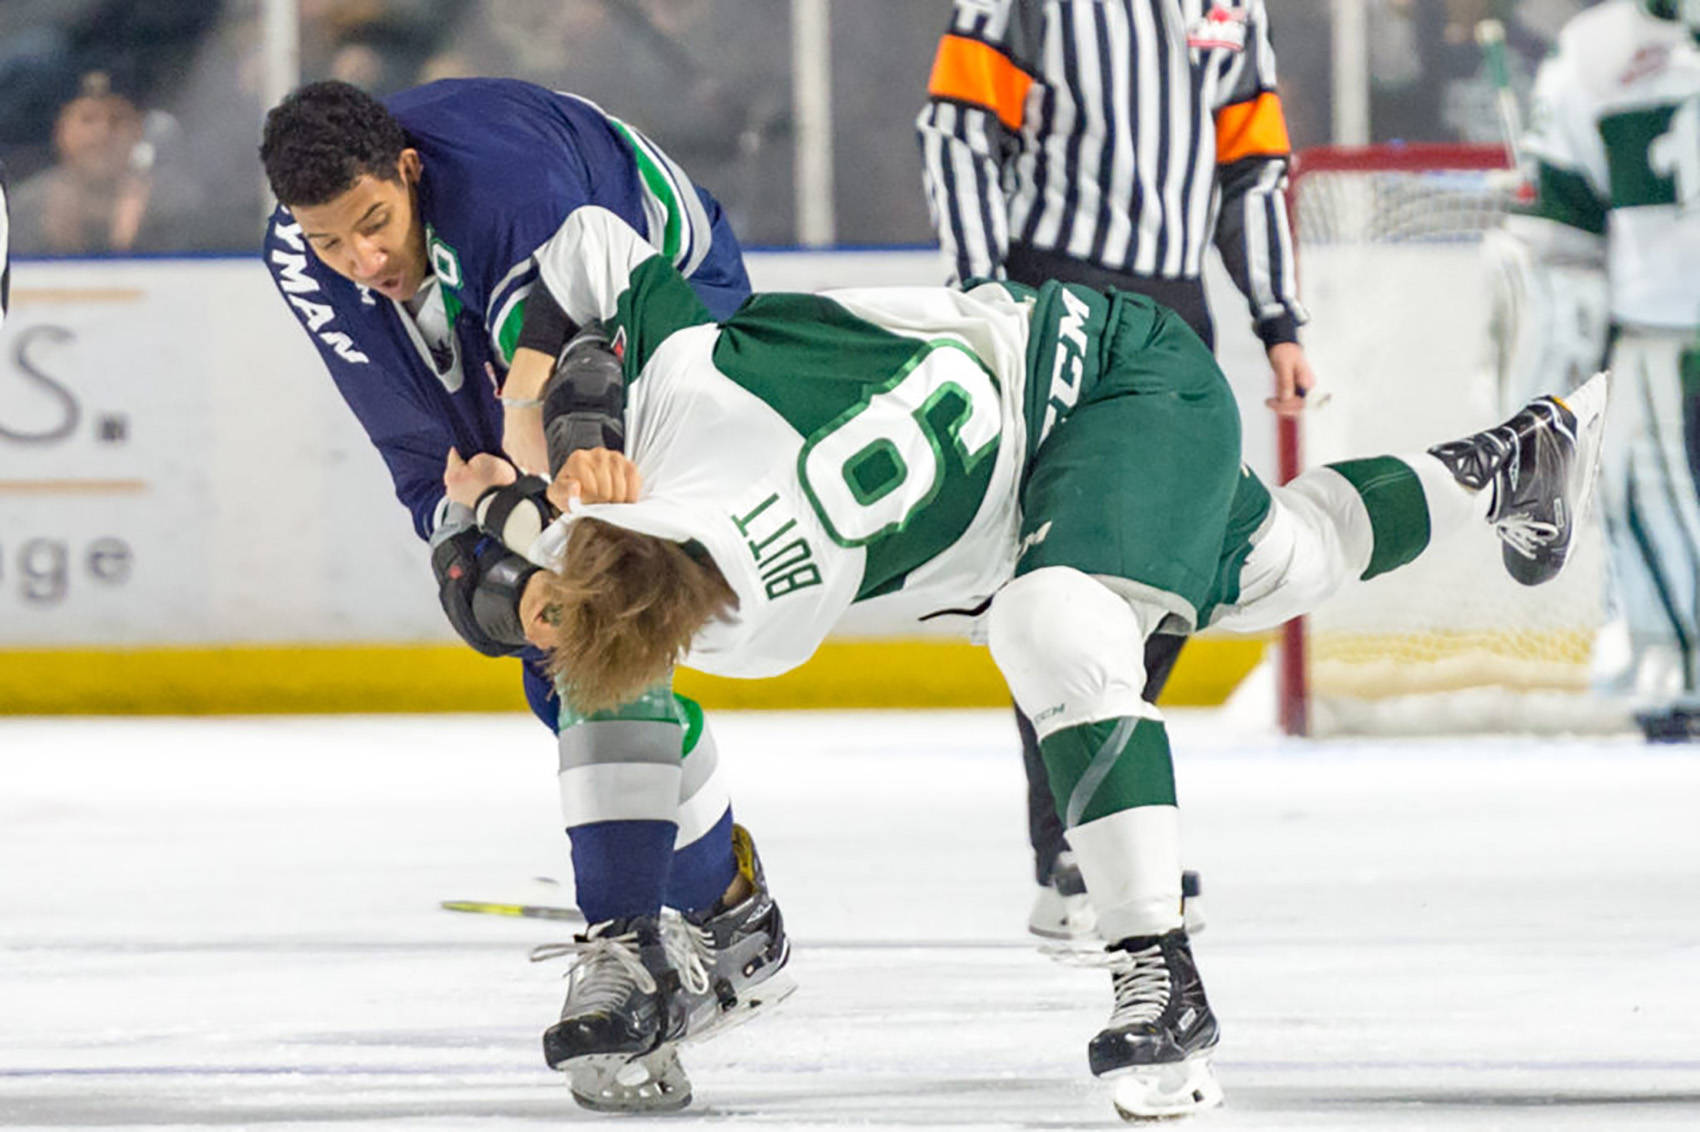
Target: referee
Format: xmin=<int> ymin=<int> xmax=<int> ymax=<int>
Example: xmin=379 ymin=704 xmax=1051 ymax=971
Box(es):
xmin=916 ymin=0 xmax=1317 ymax=938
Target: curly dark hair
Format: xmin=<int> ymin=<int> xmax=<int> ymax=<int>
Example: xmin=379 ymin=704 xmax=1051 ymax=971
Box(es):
xmin=260 ymin=81 xmax=409 ymax=207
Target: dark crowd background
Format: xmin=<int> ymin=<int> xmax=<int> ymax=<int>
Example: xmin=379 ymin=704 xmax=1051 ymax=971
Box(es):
xmin=0 ymin=0 xmax=1598 ymax=257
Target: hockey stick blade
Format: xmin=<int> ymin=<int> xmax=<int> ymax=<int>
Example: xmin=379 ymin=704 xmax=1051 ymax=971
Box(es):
xmin=440 ymin=899 xmax=585 ymax=922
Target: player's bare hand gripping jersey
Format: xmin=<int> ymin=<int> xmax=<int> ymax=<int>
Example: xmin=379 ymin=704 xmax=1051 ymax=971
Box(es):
xmin=535 ymin=210 xmax=1120 ymax=677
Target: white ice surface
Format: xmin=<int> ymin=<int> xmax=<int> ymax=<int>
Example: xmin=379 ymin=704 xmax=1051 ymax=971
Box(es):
xmin=2 ymin=709 xmax=1698 ymax=1130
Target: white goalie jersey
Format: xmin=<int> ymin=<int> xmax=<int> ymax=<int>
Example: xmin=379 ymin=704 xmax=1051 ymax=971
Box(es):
xmin=1516 ymin=0 xmax=1700 ymax=330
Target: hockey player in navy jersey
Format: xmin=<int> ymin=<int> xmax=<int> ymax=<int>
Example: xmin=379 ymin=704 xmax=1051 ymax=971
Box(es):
xmin=259 ymin=79 xmax=787 ymax=1112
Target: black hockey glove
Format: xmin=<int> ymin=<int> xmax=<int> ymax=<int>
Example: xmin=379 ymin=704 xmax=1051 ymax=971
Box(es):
xmin=431 ymin=526 xmax=540 ymax=658
xmin=542 ymin=324 xmax=626 ymax=478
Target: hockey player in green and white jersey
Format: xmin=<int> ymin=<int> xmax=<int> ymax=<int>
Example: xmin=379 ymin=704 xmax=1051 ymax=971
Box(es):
xmin=469 ymin=207 xmax=1609 ymax=1119
xmin=1502 ymin=0 xmax=1700 ymax=738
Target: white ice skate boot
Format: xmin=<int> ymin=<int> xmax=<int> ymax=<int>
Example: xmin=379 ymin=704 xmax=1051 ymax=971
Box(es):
xmin=533 ymin=914 xmax=708 ymax=1113
xmin=673 ymin=823 xmax=796 ymax=1040
xmin=1030 ymin=860 xmax=1206 ymax=942
xmin=1087 ymin=928 xmax=1223 ymax=1120
xmin=1429 ymin=370 xmax=1610 ymax=586
xmin=1028 ymin=851 xmax=1097 ymax=939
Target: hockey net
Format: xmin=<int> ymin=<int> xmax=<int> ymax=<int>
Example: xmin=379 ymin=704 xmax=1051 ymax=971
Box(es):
xmin=1278 ymin=145 xmax=1614 ymax=736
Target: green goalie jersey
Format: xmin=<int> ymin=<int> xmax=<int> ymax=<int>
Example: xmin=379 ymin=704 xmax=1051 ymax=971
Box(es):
xmin=531 ymin=207 xmax=1122 ymax=678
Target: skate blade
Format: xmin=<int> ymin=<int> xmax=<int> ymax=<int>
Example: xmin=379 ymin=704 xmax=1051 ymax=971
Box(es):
xmin=563 ymin=1045 xmax=692 ymax=1113
xmin=1109 ymin=1053 xmax=1223 ymax=1121
xmin=1567 ymin=372 xmax=1609 ymax=549
xmin=688 ymin=970 xmax=798 ymax=1045
xmin=1029 ymin=894 xmax=1205 ymax=941
xmin=1540 ymin=370 xmax=1610 ymax=585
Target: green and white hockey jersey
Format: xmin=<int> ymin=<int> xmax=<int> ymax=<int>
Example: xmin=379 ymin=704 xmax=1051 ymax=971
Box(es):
xmin=1519 ymin=0 xmax=1700 ymax=328
xmin=531 ymin=208 xmax=1115 ymax=678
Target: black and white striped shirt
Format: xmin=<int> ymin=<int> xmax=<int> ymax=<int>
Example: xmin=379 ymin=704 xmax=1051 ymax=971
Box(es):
xmin=916 ymin=0 xmax=1305 ymax=346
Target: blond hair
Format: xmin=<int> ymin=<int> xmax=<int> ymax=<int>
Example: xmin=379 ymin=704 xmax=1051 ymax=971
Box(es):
xmin=538 ymin=519 xmax=737 ymax=713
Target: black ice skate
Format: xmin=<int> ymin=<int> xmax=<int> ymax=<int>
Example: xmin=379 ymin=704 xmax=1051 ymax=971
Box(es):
xmin=1088 ymin=928 xmax=1223 ymax=1120
xmin=674 ymin=823 xmax=796 ymax=1040
xmin=533 ymin=914 xmax=705 ymax=1113
xmin=1429 ymin=370 xmax=1610 ymax=586
xmin=1635 ymin=705 xmax=1700 ymax=743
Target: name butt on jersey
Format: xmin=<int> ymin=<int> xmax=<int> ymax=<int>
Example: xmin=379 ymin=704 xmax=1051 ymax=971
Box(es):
xmin=732 ymin=492 xmax=822 ymax=600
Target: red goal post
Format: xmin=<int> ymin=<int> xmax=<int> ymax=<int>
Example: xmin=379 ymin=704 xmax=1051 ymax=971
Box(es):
xmin=1275 ymin=143 xmax=1610 ymax=736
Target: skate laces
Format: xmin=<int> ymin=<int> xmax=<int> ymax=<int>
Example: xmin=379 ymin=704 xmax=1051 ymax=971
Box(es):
xmin=1106 ymin=943 xmax=1172 ymax=1027
xmin=1040 ymin=939 xmax=1173 ymax=1025
xmin=1496 ymin=510 xmax=1561 ymax=558
xmin=530 ymin=922 xmax=711 ymax=1006
xmin=662 ymin=926 xmax=713 ymax=996
xmin=677 ymin=918 xmax=721 ymax=972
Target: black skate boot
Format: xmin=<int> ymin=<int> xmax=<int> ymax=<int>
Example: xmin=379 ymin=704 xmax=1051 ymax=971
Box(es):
xmin=1635 ymin=705 xmax=1700 ymax=743
xmin=1428 ymin=370 xmax=1610 ymax=586
xmin=533 ymin=914 xmax=705 ymax=1113
xmin=674 ymin=823 xmax=795 ymax=1041
xmin=1088 ymin=928 xmax=1223 ymax=1120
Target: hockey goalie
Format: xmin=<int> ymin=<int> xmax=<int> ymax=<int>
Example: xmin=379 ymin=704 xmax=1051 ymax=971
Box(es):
xmin=1491 ymin=0 xmax=1700 ymax=739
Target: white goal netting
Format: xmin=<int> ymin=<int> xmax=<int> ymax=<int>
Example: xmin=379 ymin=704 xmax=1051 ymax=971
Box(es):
xmin=1286 ymin=147 xmax=1621 ymax=736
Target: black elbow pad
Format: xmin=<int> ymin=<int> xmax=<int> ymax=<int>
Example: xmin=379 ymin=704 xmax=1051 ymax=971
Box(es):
xmin=543 ymin=324 xmax=626 ymax=477
xmin=431 ymin=527 xmax=540 ymax=658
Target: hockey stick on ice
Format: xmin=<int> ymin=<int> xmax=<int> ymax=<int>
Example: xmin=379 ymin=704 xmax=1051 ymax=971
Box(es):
xmin=440 ymin=899 xmax=585 ymax=923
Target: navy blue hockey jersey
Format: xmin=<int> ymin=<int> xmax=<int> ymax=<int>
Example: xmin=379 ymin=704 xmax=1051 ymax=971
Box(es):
xmin=263 ymin=78 xmax=751 ymax=538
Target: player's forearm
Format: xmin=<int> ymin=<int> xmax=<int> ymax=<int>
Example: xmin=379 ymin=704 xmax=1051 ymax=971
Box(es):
xmin=503 ymin=347 xmax=554 ymax=401
xmin=502 ymin=283 xmax=578 ymax=401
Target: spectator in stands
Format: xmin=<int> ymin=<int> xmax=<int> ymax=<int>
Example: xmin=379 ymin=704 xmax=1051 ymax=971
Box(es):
xmin=459 ymin=0 xmax=794 ymax=243
xmin=300 ymin=0 xmax=460 ymax=95
xmin=0 ymin=0 xmax=219 ymax=164
xmin=1370 ymin=0 xmax=1592 ymax=144
xmin=8 ymin=72 xmax=202 ymax=255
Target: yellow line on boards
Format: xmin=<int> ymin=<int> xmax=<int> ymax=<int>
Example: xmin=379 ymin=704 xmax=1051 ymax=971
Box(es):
xmin=0 ymin=480 xmax=150 ymax=495
xmin=11 ymin=287 xmax=147 ymax=304
xmin=0 ymin=638 xmax=1266 ymax=716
